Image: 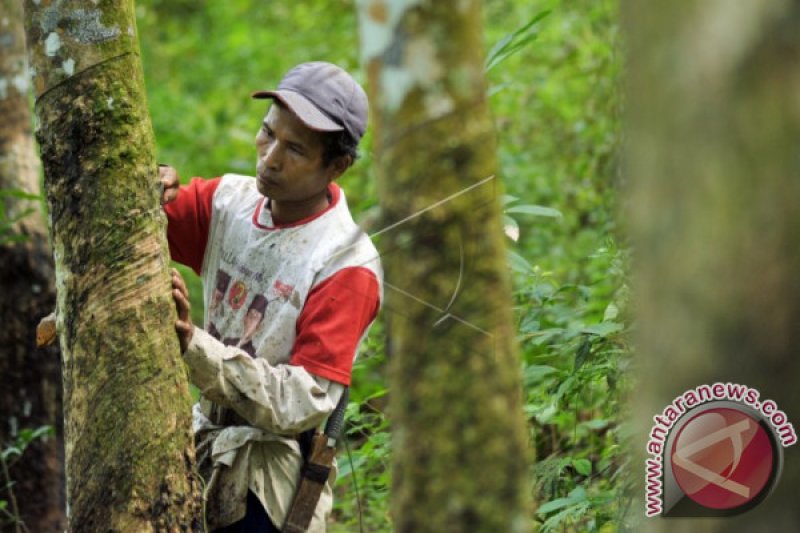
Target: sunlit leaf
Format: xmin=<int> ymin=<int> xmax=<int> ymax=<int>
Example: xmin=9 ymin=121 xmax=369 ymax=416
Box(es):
xmin=506 ymin=204 xmax=563 ymax=218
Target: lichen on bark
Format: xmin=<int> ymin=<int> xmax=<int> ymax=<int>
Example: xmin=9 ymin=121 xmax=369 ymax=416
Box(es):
xmin=22 ymin=0 xmax=203 ymax=530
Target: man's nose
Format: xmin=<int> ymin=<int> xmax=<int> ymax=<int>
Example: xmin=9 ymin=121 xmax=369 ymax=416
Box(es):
xmin=262 ymin=143 xmax=282 ymax=170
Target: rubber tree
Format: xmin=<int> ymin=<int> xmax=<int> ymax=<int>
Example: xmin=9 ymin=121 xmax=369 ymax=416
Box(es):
xmin=625 ymin=1 xmax=800 ymax=531
xmin=0 ymin=0 xmax=64 ymax=530
xmin=357 ymin=1 xmax=530 ymax=531
xmin=21 ymin=1 xmax=203 ymax=530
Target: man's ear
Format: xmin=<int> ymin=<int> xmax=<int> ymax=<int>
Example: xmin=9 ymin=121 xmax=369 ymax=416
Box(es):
xmin=327 ymin=154 xmax=353 ymax=183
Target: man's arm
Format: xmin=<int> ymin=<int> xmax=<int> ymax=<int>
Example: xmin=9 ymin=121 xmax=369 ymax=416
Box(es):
xmin=171 ymin=269 xmax=373 ymax=435
xmin=185 ymin=328 xmax=344 ymax=434
xmin=160 ymin=166 xmax=221 ymax=274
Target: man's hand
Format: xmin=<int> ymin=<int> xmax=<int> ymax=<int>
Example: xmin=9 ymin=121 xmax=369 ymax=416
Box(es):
xmin=171 ymin=268 xmax=194 ymax=353
xmin=160 ymin=165 xmax=180 ymax=204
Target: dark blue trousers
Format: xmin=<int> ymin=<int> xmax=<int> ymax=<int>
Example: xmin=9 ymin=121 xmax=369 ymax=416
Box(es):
xmin=214 ymin=491 xmax=280 ymax=533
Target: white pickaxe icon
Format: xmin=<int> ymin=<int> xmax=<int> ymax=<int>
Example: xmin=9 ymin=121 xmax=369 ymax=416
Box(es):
xmin=672 ymin=418 xmax=751 ymax=498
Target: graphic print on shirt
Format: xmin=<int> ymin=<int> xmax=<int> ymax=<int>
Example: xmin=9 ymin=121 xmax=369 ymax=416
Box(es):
xmin=211 ymin=269 xmax=231 ymax=313
xmin=227 ymin=280 xmax=249 ymax=310
xmin=208 ymin=237 xmax=307 ymax=365
xmin=237 ymin=294 xmax=268 ymax=357
xmin=273 ymin=279 xmax=294 ymax=299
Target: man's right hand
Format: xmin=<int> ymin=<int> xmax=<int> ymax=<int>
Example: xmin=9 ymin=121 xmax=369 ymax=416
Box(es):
xmin=159 ymin=165 xmax=180 ymax=204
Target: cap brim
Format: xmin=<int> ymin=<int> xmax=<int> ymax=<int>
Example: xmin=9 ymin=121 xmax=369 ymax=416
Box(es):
xmin=252 ymin=89 xmax=344 ymax=132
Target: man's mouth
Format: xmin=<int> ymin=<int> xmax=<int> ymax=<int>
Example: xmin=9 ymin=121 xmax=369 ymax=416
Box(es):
xmin=258 ymin=175 xmax=279 ymax=187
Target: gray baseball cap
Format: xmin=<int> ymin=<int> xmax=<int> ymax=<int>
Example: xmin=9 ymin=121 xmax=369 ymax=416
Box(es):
xmin=252 ymin=62 xmax=368 ymax=142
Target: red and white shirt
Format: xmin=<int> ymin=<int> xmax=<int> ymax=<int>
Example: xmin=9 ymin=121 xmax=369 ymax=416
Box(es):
xmin=164 ymin=174 xmax=382 ymax=530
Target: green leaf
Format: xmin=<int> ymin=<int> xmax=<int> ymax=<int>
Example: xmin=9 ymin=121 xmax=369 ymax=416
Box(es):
xmin=337 ymin=453 xmax=365 ymax=478
xmin=524 ymin=364 xmax=558 ymax=385
xmin=505 ymin=204 xmax=563 ymax=218
xmin=533 ymin=402 xmax=557 ymax=424
xmin=537 ymin=496 xmax=574 ymax=515
xmin=519 ymin=314 xmax=539 ymax=333
xmin=485 ymin=35 xmax=513 ymax=69
xmin=507 ymin=249 xmax=532 ymax=273
xmin=488 ymin=82 xmax=513 ymax=97
xmin=555 ymin=376 xmax=575 ymax=400
xmin=509 ymin=9 xmax=552 ymax=40
xmin=503 ymin=214 xmax=519 ymax=232
xmin=582 ymin=418 xmax=609 ymax=431
xmin=0 ymin=188 xmax=41 ymax=201
xmin=363 ymin=388 xmax=388 ymax=402
xmin=568 ymin=486 xmax=587 ymax=501
xmin=485 ymin=10 xmax=551 ymax=71
xmin=503 ymin=215 xmax=520 ymax=242
xmin=579 ymin=322 xmax=623 ymax=337
xmin=1 ymin=447 xmax=21 ymax=461
xmin=574 ymin=338 xmax=592 ymax=372
xmin=573 ymin=458 xmax=592 ymax=476
xmin=603 ymin=302 xmax=619 ymax=321
xmin=537 ymin=486 xmax=587 ymax=515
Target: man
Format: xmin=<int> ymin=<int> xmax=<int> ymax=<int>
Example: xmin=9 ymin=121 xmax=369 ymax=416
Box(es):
xmin=160 ymin=62 xmax=382 ymax=532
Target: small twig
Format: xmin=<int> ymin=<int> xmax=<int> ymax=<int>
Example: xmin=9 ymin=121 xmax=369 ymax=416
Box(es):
xmin=0 ymin=454 xmax=26 ymax=533
xmin=342 ymin=435 xmax=365 ymax=533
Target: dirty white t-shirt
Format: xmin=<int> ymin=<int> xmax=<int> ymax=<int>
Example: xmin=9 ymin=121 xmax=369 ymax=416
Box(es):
xmin=165 ymin=174 xmax=382 ymax=530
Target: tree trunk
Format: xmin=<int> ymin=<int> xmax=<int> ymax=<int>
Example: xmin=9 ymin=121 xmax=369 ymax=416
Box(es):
xmin=357 ymin=1 xmax=530 ymax=531
xmin=22 ymin=1 xmax=203 ymax=530
xmin=0 ymin=0 xmax=65 ymax=530
xmin=625 ymin=1 xmax=800 ymax=531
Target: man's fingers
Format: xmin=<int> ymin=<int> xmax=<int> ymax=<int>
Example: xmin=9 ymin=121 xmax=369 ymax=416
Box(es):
xmin=171 ymin=268 xmax=189 ymax=298
xmin=159 ymin=164 xmax=177 ymax=182
xmin=160 ymin=183 xmax=178 ymax=204
xmin=169 ymin=267 xmax=194 ymax=353
xmin=159 ymin=165 xmax=179 ymax=204
xmin=173 ymin=288 xmax=191 ymax=321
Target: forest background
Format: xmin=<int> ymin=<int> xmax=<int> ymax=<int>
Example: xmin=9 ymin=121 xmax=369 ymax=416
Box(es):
xmin=3 ymin=0 xmax=626 ymax=531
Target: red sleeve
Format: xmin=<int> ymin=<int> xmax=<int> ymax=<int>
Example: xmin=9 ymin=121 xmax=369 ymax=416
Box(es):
xmin=289 ymin=267 xmax=380 ymax=385
xmin=163 ymin=177 xmax=221 ymax=274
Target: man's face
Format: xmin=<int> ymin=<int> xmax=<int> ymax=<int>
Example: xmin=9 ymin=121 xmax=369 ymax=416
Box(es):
xmin=255 ymin=104 xmax=334 ymax=202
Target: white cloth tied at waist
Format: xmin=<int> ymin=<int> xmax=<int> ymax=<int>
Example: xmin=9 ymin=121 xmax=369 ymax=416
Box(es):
xmin=192 ymin=403 xmax=332 ymax=532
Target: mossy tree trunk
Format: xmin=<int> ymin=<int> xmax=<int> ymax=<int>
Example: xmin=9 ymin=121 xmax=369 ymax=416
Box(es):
xmin=0 ymin=0 xmax=64 ymax=530
xmin=22 ymin=1 xmax=203 ymax=530
xmin=625 ymin=1 xmax=800 ymax=531
xmin=357 ymin=1 xmax=530 ymax=531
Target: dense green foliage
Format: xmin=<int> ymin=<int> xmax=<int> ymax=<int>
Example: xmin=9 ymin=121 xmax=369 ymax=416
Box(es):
xmin=134 ymin=0 xmax=629 ymax=530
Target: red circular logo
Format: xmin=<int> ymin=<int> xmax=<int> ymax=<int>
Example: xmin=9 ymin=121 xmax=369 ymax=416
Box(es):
xmin=227 ymin=280 xmax=248 ymax=310
xmin=671 ymin=408 xmax=773 ymax=510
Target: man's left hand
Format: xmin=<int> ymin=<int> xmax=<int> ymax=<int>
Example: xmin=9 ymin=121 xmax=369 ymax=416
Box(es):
xmin=171 ymin=268 xmax=194 ymax=353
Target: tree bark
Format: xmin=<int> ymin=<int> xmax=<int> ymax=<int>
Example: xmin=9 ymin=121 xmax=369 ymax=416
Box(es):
xmin=625 ymin=0 xmax=800 ymax=531
xmin=358 ymin=1 xmax=530 ymax=531
xmin=0 ymin=0 xmax=65 ymax=531
xmin=22 ymin=1 xmax=203 ymax=530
